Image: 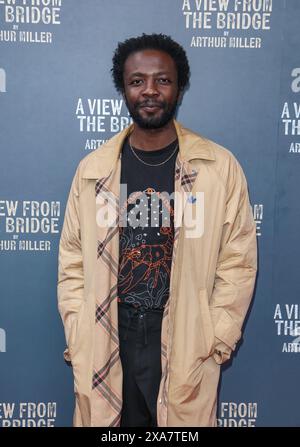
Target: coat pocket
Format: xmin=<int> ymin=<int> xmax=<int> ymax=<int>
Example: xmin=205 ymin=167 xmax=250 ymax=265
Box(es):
xmin=68 ymin=301 xmax=85 ymax=359
xmin=167 ymin=289 xmax=220 ymax=425
xmin=197 ymin=287 xmax=215 ymax=360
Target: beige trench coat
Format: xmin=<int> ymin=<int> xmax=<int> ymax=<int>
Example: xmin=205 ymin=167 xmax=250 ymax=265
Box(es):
xmin=57 ymin=119 xmax=257 ymax=427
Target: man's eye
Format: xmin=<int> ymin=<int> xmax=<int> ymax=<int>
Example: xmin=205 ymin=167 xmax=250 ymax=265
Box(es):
xmin=131 ymin=79 xmax=142 ymax=85
xmin=158 ymin=78 xmax=171 ymax=83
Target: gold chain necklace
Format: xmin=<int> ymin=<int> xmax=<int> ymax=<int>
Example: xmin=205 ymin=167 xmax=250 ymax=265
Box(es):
xmin=129 ymin=136 xmax=179 ymax=167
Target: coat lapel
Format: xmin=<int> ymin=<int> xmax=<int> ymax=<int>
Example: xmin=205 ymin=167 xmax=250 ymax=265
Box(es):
xmin=92 ymin=160 xmax=123 ymax=427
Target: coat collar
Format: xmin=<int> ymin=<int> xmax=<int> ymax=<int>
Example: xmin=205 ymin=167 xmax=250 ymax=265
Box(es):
xmin=82 ymin=119 xmax=215 ymax=179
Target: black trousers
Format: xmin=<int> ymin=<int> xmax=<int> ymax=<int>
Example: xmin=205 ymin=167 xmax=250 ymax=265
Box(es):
xmin=118 ymin=302 xmax=164 ymax=427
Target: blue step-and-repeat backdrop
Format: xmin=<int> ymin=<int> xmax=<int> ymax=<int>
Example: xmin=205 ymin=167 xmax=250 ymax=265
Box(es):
xmin=0 ymin=0 xmax=299 ymax=427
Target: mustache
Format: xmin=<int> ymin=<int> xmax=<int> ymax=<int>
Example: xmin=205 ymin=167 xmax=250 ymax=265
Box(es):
xmin=136 ymin=101 xmax=165 ymax=108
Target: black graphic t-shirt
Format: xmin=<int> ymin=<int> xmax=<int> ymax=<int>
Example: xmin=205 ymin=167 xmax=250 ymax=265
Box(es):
xmin=117 ymin=136 xmax=179 ymax=310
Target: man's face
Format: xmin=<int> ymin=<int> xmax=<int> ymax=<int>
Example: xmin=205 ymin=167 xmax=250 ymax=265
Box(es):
xmin=122 ymin=49 xmax=180 ymax=129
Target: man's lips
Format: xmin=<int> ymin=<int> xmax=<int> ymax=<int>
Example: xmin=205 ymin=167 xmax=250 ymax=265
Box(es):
xmin=139 ymin=104 xmax=162 ymax=112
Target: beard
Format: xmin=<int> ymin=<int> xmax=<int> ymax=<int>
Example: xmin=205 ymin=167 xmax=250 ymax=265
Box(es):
xmin=123 ymin=94 xmax=179 ymax=129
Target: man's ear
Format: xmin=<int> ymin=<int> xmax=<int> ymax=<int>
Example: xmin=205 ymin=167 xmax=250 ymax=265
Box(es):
xmin=177 ymin=89 xmax=184 ymax=106
xmin=121 ymin=90 xmax=127 ymax=103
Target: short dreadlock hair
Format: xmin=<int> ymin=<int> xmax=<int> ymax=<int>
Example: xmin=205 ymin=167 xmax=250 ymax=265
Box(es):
xmin=111 ymin=33 xmax=190 ymax=94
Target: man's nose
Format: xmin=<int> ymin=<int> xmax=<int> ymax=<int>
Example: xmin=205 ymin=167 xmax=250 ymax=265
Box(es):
xmin=142 ymin=79 xmax=159 ymax=96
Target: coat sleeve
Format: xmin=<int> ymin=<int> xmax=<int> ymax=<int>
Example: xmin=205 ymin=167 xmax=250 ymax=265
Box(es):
xmin=57 ymin=163 xmax=84 ymax=364
xmin=209 ymin=155 xmax=257 ymax=365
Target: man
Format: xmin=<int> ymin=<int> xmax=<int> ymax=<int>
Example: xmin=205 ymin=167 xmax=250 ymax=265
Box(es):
xmin=57 ymin=33 xmax=257 ymax=427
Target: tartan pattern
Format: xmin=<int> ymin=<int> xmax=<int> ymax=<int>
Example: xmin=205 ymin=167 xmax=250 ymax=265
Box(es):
xmin=175 ymin=158 xmax=181 ymax=181
xmin=96 ymin=184 xmax=119 ymax=209
xmin=95 ymin=285 xmax=119 ymax=345
xmin=181 ymin=163 xmax=198 ymax=191
xmin=92 ymin=348 xmax=122 ymax=426
xmin=97 ymin=226 xmax=119 ymax=277
xmin=95 ymin=177 xmax=111 ymax=197
xmin=92 ymin=348 xmax=120 ymax=393
xmin=92 ymin=167 xmax=123 ymax=427
xmin=90 ymin=153 xmax=199 ymax=427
